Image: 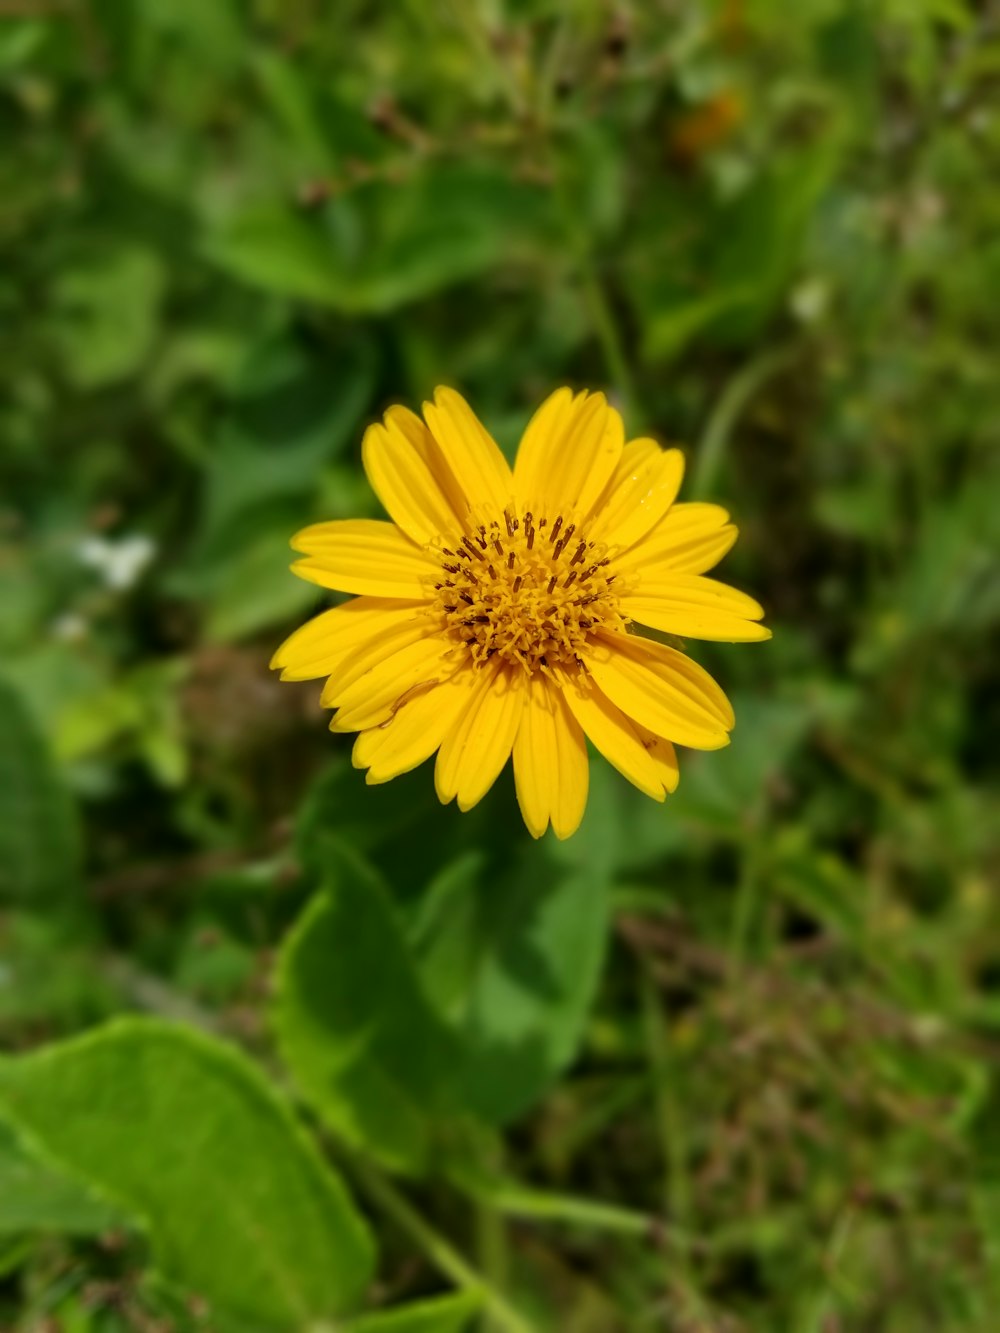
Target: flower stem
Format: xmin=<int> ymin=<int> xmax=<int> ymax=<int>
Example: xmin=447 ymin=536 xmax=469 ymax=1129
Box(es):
xmin=351 ymin=1159 xmax=535 ymax=1333
xmin=476 ymin=1199 xmax=511 ymax=1333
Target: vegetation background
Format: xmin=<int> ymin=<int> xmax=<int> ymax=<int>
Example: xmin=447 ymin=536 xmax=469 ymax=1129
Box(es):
xmin=2 ymin=1 xmax=999 ymax=1331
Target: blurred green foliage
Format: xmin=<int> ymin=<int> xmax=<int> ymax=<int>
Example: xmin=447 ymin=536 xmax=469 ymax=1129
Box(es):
xmin=2 ymin=1 xmax=1000 ymax=1330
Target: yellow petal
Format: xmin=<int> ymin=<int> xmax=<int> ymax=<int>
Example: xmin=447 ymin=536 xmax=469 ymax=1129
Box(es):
xmin=589 ymin=437 xmax=660 ymax=517
xmin=623 ymin=602 xmax=771 ymax=642
xmin=352 ymin=728 xmax=383 ymax=770
xmin=319 ymin=610 xmax=441 ymax=703
xmin=660 ymin=524 xmax=738 ymax=575
xmin=271 ymin=597 xmax=426 ymax=681
xmin=385 ymin=405 xmax=472 ymax=518
xmin=435 ymin=664 xmax=524 ymax=811
xmin=622 ymin=574 xmax=770 ymax=643
xmin=328 ymin=635 xmax=458 ymax=732
xmin=608 ymin=435 xmax=661 ymax=476
xmin=563 ymin=681 xmax=671 ymax=801
xmin=421 ymin=387 xmax=513 ymax=516
xmin=584 ymin=632 xmax=733 ymax=750
xmin=353 ymin=668 xmax=478 ymax=784
xmin=591 ymin=440 xmax=685 ymax=550
xmin=511 ymin=386 xmax=575 ymax=498
xmin=638 ymin=727 xmax=680 ymax=793
xmin=617 ymin=503 xmax=736 ymax=576
xmin=513 ymin=389 xmax=625 ymax=518
xmin=362 ymin=409 xmax=466 ymax=546
xmin=512 ymin=675 xmax=589 ymax=840
xmin=291 ymin=519 xmax=437 ymax=598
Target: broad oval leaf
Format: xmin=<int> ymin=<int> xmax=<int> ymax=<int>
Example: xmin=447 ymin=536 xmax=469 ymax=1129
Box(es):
xmin=0 ymin=1019 xmax=375 ymax=1330
xmin=295 ymin=769 xmax=618 ymax=1130
xmin=0 ymin=1116 xmax=123 ymax=1235
xmin=412 ymin=766 xmax=619 ymax=1126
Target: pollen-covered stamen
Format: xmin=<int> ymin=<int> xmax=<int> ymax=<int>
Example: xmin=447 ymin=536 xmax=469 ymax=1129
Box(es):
xmin=432 ymin=508 xmax=630 ymax=674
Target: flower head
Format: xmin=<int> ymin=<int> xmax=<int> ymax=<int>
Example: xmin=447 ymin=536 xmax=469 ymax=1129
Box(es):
xmin=272 ymin=388 xmax=769 ymax=839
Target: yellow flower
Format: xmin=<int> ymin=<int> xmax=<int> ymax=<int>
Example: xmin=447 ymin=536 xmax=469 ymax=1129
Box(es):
xmin=272 ymin=388 xmax=769 ymax=839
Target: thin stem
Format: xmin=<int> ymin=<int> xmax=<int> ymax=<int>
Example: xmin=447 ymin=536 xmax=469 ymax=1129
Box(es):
xmin=476 ymin=1199 xmax=510 ymax=1333
xmin=351 ymin=1159 xmax=535 ymax=1333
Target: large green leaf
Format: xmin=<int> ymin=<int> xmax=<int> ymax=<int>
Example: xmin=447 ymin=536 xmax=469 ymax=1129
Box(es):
xmin=0 ymin=1117 xmax=123 ymax=1235
xmin=450 ymin=851 xmax=611 ymax=1126
xmin=0 ymin=678 xmax=80 ymax=902
xmin=274 ymin=847 xmax=462 ymax=1174
xmin=296 ymin=762 xmax=618 ymax=1128
xmin=0 ymin=1019 xmax=374 ymax=1330
xmin=412 ymin=766 xmax=620 ymax=1126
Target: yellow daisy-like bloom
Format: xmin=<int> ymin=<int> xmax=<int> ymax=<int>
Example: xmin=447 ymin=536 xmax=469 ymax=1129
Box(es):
xmin=272 ymin=387 xmax=770 ymax=840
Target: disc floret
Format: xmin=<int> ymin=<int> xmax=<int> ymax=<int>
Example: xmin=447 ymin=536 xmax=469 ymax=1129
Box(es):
xmin=432 ymin=506 xmax=628 ymax=674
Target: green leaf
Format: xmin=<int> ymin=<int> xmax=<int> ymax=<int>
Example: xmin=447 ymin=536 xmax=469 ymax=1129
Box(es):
xmin=665 ymin=693 xmax=814 ymax=831
xmin=200 ymin=331 xmax=376 ymax=550
xmin=0 ymin=677 xmax=80 ymax=903
xmin=295 ymin=761 xmax=487 ymax=909
xmin=291 ymin=768 xmax=617 ymax=1129
xmin=205 ymin=166 xmax=559 ymax=314
xmin=275 ymin=847 xmax=462 ymax=1174
xmin=202 ymin=526 xmax=319 ymax=643
xmin=48 ymin=246 xmax=166 ymax=389
xmin=343 ymin=1291 xmax=482 ymax=1333
xmin=641 ymin=284 xmax=760 ymax=363
xmin=251 ymin=49 xmax=338 ymax=174
xmin=452 ymin=848 xmax=610 ymax=1125
xmin=637 ymin=135 xmax=845 ymax=362
xmin=408 ymin=851 xmax=489 ymax=1023
xmin=0 ymin=1117 xmax=123 ymax=1235
xmin=0 ymin=1019 xmax=375 ymax=1330
xmin=414 ymin=766 xmax=618 ymax=1126
xmin=202 ymin=206 xmax=351 ymax=306
xmin=814 ymin=480 xmax=897 ymax=541
xmin=892 ymin=473 xmax=1000 ymax=635
xmin=709 ymin=138 xmax=846 ymax=339
xmin=772 ymin=832 xmax=866 ymax=943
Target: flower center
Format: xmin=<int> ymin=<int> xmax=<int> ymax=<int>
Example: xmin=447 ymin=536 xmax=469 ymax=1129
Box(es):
xmin=432 ymin=507 xmax=628 ymax=674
